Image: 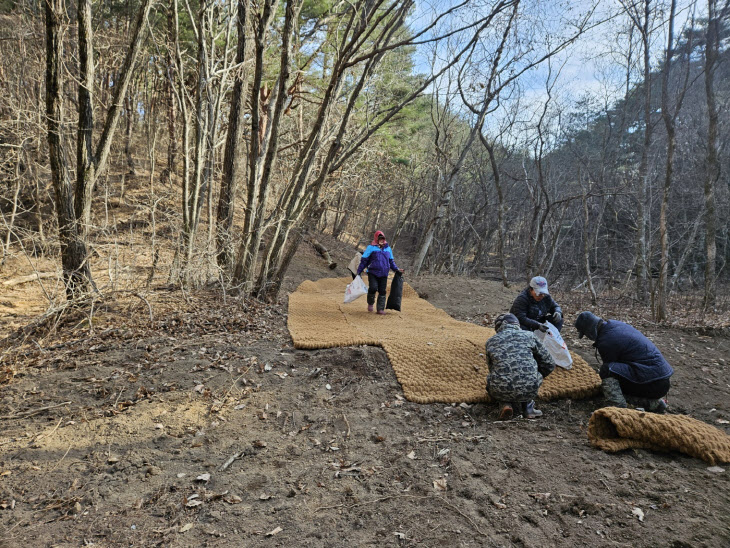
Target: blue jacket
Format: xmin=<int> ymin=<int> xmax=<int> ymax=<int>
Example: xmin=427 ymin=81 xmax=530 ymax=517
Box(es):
xmin=594 ymin=320 xmax=673 ymax=384
xmin=357 ymin=244 xmax=399 ymax=278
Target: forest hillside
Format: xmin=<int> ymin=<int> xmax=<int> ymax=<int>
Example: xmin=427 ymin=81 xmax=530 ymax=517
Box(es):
xmin=0 ymin=0 xmax=728 ymax=315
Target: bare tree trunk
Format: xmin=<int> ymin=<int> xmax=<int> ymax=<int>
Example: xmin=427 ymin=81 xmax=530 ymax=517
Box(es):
xmin=185 ymin=4 xmax=210 ymax=267
xmin=540 ymin=206 xmax=568 ymax=277
xmin=1 ymin=166 xmax=21 ymax=265
xmin=34 ymin=92 xmax=47 ymax=253
xmin=657 ymin=152 xmax=672 ymax=322
xmin=620 ymin=0 xmax=654 ymax=303
xmin=73 ymin=0 xmax=153 ymax=239
xmin=657 ymin=0 xmax=689 ymax=321
xmin=391 ymin=184 xmax=420 ymax=248
xmin=581 ymin=188 xmax=598 ymax=305
xmin=480 ymin=135 xmax=508 ymax=287
xmin=333 ymin=187 xmax=358 ymax=240
xmin=45 ymin=0 xmax=93 ymax=296
xmin=217 ymin=0 xmax=249 ymax=270
xmin=413 ymin=169 xmax=454 ymax=275
xmin=370 ymin=210 xmax=382 ymax=239
xmin=525 ymin=68 xmax=559 ymax=280
xmin=171 ymin=0 xmax=193 ymax=273
xmin=308 ymin=236 xmax=337 ymax=269
xmin=232 ymin=0 xmax=283 ymax=289
xmin=179 ymin=0 xmax=235 ymax=276
xmin=165 ymin=2 xmax=178 ymax=186
xmin=702 ymin=0 xmax=725 ymax=309
xmin=124 ymin=93 xmax=137 ymax=176
xmin=75 ymin=0 xmax=94 ymax=238
xmin=636 ymin=0 xmax=652 ymax=304
xmin=331 ymin=188 xmax=345 ymax=238
xmin=206 ymin=144 xmax=214 ymax=254
xmin=261 ymin=224 xmax=305 ymax=300
xmin=670 ymin=209 xmax=703 ymax=291
xmin=524 ymin=191 xmax=543 ymax=278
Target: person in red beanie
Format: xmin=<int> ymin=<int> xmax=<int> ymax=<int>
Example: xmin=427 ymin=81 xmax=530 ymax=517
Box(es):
xmin=356 ymin=231 xmax=403 ymax=314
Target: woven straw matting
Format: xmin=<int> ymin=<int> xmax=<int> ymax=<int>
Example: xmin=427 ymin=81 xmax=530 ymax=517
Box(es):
xmin=288 ymin=277 xmax=601 ymax=404
xmin=588 ymin=407 xmax=730 ymax=465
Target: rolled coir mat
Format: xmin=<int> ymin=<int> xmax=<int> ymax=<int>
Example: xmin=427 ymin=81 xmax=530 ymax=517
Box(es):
xmin=288 ymin=277 xmax=601 ymax=404
xmin=588 ymin=407 xmax=730 ymax=465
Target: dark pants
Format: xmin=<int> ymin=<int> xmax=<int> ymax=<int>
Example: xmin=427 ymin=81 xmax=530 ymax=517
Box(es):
xmin=367 ymin=273 xmax=388 ymax=311
xmin=600 ymin=364 xmax=670 ymax=399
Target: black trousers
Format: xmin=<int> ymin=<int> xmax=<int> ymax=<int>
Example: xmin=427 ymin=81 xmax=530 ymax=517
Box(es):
xmin=367 ymin=273 xmax=388 ymax=309
xmin=600 ymin=364 xmax=670 ymax=399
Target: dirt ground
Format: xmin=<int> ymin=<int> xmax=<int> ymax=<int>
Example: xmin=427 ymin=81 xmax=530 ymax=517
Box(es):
xmin=1 ymin=239 xmax=729 ymax=547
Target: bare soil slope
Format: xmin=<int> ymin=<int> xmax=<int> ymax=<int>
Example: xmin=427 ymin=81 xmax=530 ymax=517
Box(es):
xmin=1 ymin=239 xmax=729 ymax=547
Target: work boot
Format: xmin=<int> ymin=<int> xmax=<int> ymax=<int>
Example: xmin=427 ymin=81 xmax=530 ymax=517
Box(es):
xmin=376 ymin=294 xmax=387 ymax=314
xmin=497 ymin=403 xmax=513 ymax=421
xmin=649 ymin=398 xmax=668 ymax=414
xmin=601 ymin=377 xmax=628 ymax=408
xmin=630 ymin=397 xmax=668 ymax=414
xmin=523 ymin=400 xmax=543 ymax=419
xmin=368 ymin=304 xmax=374 ymax=312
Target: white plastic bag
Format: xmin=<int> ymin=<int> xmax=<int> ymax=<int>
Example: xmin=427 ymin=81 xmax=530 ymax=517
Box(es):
xmin=344 ymin=275 xmax=368 ymax=303
xmin=534 ymin=321 xmax=573 ymax=369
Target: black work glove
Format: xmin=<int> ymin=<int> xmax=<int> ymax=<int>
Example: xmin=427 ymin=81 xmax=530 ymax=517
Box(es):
xmin=552 ymin=311 xmax=562 ymax=323
xmin=537 ymin=323 xmax=549 ymax=333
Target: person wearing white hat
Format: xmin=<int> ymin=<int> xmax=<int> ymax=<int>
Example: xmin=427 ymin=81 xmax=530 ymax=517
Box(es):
xmin=509 ymin=276 xmax=564 ymax=333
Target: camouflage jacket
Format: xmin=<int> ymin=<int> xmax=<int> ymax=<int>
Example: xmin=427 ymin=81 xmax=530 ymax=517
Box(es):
xmin=485 ymin=322 xmax=556 ymax=402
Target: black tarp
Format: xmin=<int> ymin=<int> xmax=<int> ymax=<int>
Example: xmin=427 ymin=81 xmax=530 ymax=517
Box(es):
xmin=386 ymin=272 xmax=403 ymax=311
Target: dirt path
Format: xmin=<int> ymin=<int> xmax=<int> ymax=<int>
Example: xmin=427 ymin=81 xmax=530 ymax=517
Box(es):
xmin=0 ymin=242 xmax=729 ymax=547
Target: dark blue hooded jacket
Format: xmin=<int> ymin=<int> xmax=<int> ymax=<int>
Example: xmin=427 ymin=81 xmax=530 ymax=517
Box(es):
xmin=594 ymin=320 xmax=673 ymax=384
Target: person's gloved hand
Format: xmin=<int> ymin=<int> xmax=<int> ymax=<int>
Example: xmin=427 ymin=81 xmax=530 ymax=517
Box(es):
xmin=538 ymin=323 xmax=549 ymax=333
xmin=552 ymin=311 xmax=562 ymax=323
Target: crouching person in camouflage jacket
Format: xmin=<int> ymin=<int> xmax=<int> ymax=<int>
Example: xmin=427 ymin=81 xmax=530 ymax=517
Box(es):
xmin=485 ymin=313 xmax=557 ymax=420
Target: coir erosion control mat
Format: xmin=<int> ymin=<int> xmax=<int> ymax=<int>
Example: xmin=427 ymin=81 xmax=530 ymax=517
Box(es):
xmin=288 ymin=277 xmax=601 ymax=404
xmin=588 ymin=407 xmax=730 ymax=465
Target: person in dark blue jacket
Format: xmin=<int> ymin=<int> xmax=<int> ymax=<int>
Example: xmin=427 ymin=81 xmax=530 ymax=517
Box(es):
xmin=510 ymin=276 xmax=564 ymax=333
xmin=356 ymin=230 xmax=403 ymax=315
xmin=575 ymin=311 xmax=673 ymax=413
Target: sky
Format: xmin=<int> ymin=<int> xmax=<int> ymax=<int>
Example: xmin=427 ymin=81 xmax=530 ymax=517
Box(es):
xmin=405 ymin=0 xmax=700 ymax=133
